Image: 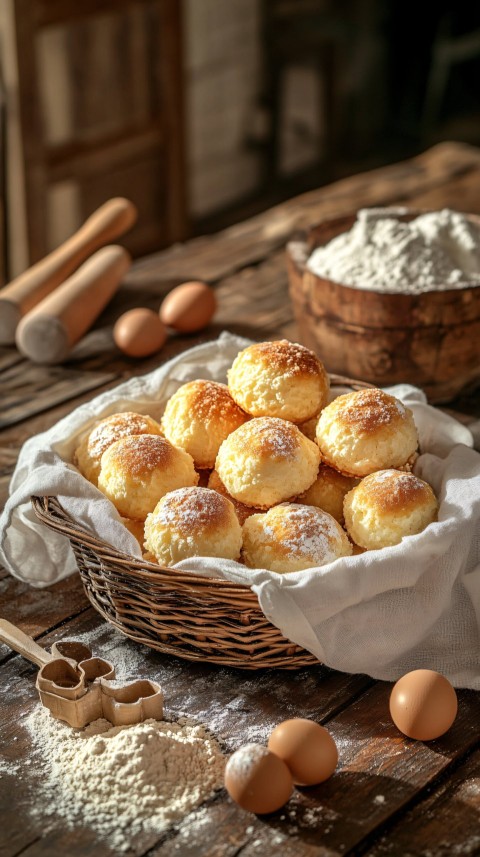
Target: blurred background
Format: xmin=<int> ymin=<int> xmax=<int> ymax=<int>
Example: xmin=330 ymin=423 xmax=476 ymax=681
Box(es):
xmin=0 ymin=0 xmax=479 ymax=282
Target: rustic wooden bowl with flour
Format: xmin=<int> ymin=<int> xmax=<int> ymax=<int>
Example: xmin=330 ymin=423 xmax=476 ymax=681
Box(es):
xmin=287 ymin=209 xmax=480 ymax=403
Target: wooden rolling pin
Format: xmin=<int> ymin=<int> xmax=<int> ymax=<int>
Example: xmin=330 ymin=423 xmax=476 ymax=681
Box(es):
xmin=15 ymin=245 xmax=131 ymax=364
xmin=0 ymin=197 xmax=137 ymax=344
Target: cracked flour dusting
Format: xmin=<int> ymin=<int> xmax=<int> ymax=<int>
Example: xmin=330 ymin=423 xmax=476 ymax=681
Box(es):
xmin=24 ymin=704 xmax=226 ymax=852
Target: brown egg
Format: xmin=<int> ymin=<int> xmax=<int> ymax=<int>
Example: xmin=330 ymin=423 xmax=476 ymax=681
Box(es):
xmin=159 ymin=281 xmax=216 ymax=333
xmin=268 ymin=718 xmax=338 ymax=786
xmin=389 ymin=669 xmax=458 ymax=741
xmin=224 ymin=743 xmax=293 ymax=814
xmin=113 ymin=308 xmax=167 ymax=358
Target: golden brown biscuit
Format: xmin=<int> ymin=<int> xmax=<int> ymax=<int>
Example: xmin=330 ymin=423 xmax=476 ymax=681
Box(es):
xmin=242 ymin=503 xmax=352 ymax=573
xmin=343 ymin=469 xmax=438 ymax=550
xmin=97 ymin=434 xmax=198 ymax=521
xmin=161 ymin=380 xmax=249 ymax=469
xmin=227 ymin=340 xmax=329 ymax=423
xmin=74 ymin=412 xmax=163 ymax=485
xmin=315 ymin=388 xmax=418 ymax=477
xmin=216 ymin=417 xmax=320 ymax=508
xmin=207 ymin=469 xmax=262 ymax=525
xmin=144 ymin=486 xmax=242 ymax=566
xmin=296 ymin=464 xmax=357 ymax=524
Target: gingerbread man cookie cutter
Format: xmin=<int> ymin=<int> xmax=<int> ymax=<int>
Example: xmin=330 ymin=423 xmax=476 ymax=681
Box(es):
xmin=0 ymin=618 xmax=163 ymax=728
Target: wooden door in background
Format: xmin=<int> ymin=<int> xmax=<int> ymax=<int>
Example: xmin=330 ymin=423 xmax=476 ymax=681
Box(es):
xmin=5 ymin=0 xmax=186 ymax=271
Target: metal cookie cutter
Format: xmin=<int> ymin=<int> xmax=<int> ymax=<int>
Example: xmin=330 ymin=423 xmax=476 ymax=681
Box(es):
xmin=0 ymin=618 xmax=163 ymax=728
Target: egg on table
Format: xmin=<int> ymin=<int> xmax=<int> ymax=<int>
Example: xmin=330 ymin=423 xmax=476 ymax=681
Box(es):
xmin=268 ymin=718 xmax=338 ymax=785
xmin=224 ymin=743 xmax=293 ymax=814
xmin=113 ymin=308 xmax=167 ymax=357
xmin=389 ymin=669 xmax=458 ymax=741
xmin=159 ymin=281 xmax=216 ymax=333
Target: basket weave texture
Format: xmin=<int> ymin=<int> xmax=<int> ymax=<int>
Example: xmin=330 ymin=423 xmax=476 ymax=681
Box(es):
xmin=31 ymin=374 xmax=371 ymax=671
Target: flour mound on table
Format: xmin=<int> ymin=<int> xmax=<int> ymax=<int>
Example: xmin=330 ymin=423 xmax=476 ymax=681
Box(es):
xmin=25 ymin=705 xmax=225 ymax=852
xmin=307 ymin=207 xmax=480 ymax=293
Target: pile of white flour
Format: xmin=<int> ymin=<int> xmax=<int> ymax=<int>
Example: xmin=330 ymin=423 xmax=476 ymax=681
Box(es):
xmin=307 ymin=207 xmax=480 ymax=294
xmin=24 ymin=705 xmax=226 ymax=852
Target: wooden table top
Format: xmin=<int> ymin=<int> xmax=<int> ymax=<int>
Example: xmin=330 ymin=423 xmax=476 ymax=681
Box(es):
xmin=1 ymin=141 xmax=480 ymax=857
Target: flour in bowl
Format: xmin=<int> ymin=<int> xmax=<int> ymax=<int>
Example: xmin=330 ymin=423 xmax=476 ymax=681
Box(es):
xmin=307 ymin=207 xmax=480 ymax=293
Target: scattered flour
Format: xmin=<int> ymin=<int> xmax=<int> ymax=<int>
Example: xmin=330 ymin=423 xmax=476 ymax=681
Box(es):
xmin=23 ymin=704 xmax=226 ymax=853
xmin=307 ymin=207 xmax=480 ymax=293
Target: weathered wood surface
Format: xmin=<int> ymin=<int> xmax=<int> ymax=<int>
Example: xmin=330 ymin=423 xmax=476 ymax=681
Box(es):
xmin=1 ymin=142 xmax=480 ymax=856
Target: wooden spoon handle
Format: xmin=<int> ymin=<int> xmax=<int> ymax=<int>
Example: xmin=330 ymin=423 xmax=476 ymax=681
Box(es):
xmin=0 ymin=618 xmax=52 ymax=667
xmin=0 ymin=197 xmax=137 ymax=344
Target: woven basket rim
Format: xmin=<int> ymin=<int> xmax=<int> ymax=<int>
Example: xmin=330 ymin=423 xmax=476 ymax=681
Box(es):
xmin=31 ymin=496 xmax=263 ymax=598
xmin=32 ymin=494 xmax=321 ymax=668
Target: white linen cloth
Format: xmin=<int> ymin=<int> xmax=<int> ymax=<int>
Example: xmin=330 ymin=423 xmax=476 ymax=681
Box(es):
xmin=1 ymin=332 xmax=479 ymax=688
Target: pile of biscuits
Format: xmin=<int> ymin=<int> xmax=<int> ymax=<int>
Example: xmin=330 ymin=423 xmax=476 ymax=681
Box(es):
xmin=73 ymin=340 xmax=438 ymax=573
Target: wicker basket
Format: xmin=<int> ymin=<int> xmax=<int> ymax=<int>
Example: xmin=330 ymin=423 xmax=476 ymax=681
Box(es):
xmin=31 ymin=374 xmax=372 ymax=671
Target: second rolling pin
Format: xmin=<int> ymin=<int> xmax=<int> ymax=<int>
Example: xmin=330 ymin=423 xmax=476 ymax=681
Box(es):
xmin=0 ymin=197 xmax=137 ymax=345
xmin=15 ymin=245 xmax=131 ymax=364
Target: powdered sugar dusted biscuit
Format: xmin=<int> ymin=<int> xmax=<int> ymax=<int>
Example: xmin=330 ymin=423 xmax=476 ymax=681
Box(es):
xmin=242 ymin=503 xmax=352 ymax=573
xmin=315 ymin=388 xmax=418 ymax=477
xmin=227 ymin=340 xmax=329 ymax=423
xmin=161 ymin=380 xmax=249 ymax=470
xmin=74 ymin=412 xmax=163 ymax=485
xmin=343 ymin=469 xmax=438 ymax=550
xmin=216 ymin=417 xmax=320 ymax=508
xmin=144 ymin=486 xmax=242 ymax=566
xmin=98 ymin=434 xmax=198 ymax=521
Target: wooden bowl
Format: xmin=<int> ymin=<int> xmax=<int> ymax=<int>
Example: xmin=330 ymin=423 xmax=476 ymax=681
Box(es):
xmin=287 ymin=210 xmax=480 ymax=402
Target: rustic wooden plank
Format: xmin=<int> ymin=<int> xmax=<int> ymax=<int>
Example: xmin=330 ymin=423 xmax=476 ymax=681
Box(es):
xmin=0 ymin=573 xmax=89 ymax=663
xmin=214 ymin=250 xmax=293 ymax=338
xmin=1 ymin=606 xmax=479 ymax=857
xmin=402 ymin=167 xmax=480 ymax=217
xmin=0 ymin=607 xmax=373 ymax=857
xmin=0 ymin=325 xmax=215 ymax=451
xmin=0 ymin=361 xmax=117 ymax=429
xmin=150 ymin=682 xmax=480 ymax=857
xmin=0 ymin=348 xmax=23 ymax=372
xmin=365 ymin=744 xmax=480 ymax=856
